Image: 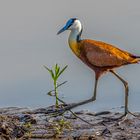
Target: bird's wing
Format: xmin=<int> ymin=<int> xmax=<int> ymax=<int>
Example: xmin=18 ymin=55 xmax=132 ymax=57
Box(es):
xmin=81 ymin=39 xmax=137 ymax=67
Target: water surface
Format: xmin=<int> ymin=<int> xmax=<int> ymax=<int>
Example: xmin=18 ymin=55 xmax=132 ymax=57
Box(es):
xmin=0 ymin=0 xmax=140 ymax=112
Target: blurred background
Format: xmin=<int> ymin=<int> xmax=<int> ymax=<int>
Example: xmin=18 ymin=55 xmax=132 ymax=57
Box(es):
xmin=0 ymin=0 xmax=140 ymax=112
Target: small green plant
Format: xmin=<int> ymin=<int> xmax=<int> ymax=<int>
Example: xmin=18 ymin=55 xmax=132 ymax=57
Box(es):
xmin=48 ymin=118 xmax=72 ymax=137
xmin=44 ymin=64 xmax=68 ymax=108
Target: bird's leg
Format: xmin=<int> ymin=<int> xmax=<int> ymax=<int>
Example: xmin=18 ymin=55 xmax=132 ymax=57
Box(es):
xmin=92 ymin=75 xmax=98 ymax=101
xmin=110 ymin=70 xmax=136 ymax=119
xmin=62 ymin=74 xmax=99 ymax=111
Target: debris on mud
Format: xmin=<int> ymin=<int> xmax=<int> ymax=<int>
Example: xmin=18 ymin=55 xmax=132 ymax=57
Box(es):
xmin=0 ymin=107 xmax=140 ymax=140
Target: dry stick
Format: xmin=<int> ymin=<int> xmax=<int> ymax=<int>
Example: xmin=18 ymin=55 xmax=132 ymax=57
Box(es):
xmin=47 ymin=81 xmax=67 ymax=96
xmin=55 ymin=96 xmax=95 ymax=126
xmin=69 ymin=110 xmax=95 ymax=126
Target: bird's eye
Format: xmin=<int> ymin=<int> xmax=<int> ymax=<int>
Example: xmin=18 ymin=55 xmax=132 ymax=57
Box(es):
xmin=66 ymin=18 xmax=76 ymax=28
xmin=66 ymin=20 xmax=73 ymax=28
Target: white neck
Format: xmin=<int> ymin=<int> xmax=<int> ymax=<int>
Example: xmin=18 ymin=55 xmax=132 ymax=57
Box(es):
xmin=68 ymin=19 xmax=82 ymax=43
xmin=68 ymin=30 xmax=80 ymax=43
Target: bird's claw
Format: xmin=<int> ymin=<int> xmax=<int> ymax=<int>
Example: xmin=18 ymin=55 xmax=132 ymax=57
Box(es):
xmin=126 ymin=110 xmax=138 ymax=117
xmin=102 ymin=110 xmax=138 ymax=122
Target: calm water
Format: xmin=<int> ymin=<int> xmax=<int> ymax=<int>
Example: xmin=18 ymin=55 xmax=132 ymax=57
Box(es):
xmin=0 ymin=0 xmax=140 ymax=112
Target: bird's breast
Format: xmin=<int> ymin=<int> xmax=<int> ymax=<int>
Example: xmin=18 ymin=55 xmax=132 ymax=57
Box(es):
xmin=68 ymin=40 xmax=81 ymax=57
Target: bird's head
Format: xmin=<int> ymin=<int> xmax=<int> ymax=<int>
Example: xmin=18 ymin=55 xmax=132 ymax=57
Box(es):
xmin=57 ymin=18 xmax=82 ymax=35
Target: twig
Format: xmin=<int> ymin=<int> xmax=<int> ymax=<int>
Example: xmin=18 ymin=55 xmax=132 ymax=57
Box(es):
xmin=54 ymin=96 xmax=95 ymax=126
xmin=69 ymin=110 xmax=94 ymax=126
xmin=47 ymin=81 xmax=67 ymax=96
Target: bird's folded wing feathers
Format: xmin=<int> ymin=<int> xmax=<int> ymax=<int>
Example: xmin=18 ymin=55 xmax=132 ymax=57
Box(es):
xmin=83 ymin=40 xmax=137 ymax=67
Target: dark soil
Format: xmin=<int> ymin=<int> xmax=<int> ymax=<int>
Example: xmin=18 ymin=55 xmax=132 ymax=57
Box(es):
xmin=0 ymin=107 xmax=140 ymax=140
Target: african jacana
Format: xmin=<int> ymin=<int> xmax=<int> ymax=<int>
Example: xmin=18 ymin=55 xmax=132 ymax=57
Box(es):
xmin=57 ymin=18 xmax=140 ymax=117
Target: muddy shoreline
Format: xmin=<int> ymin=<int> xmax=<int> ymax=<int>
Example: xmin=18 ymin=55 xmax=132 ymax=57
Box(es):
xmin=0 ymin=107 xmax=140 ymax=140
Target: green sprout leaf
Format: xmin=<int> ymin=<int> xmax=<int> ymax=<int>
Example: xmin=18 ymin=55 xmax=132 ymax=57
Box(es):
xmin=57 ymin=65 xmax=68 ymax=78
xmin=55 ymin=64 xmax=60 ymax=78
xmin=44 ymin=65 xmax=55 ymax=79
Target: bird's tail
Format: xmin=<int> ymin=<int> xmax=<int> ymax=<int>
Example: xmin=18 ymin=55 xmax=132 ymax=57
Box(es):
xmin=131 ymin=55 xmax=140 ymax=58
xmin=132 ymin=55 xmax=140 ymax=63
xmin=130 ymin=55 xmax=140 ymax=63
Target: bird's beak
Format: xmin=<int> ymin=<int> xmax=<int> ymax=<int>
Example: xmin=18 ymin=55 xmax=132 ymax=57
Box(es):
xmin=57 ymin=25 xmax=67 ymax=35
